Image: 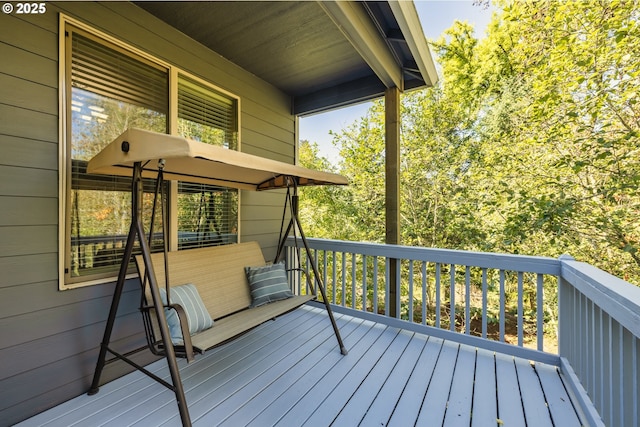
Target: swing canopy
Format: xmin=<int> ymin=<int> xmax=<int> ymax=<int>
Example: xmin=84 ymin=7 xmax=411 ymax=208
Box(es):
xmin=87 ymin=128 xmax=348 ymax=190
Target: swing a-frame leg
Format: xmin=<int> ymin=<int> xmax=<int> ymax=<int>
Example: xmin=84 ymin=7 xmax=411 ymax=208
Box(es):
xmin=275 ymin=181 xmax=348 ymax=356
xmin=87 ymin=161 xmax=192 ymax=427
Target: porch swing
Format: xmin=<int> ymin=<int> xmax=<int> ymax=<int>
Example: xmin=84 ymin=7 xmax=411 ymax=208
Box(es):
xmin=84 ymin=128 xmax=349 ymax=427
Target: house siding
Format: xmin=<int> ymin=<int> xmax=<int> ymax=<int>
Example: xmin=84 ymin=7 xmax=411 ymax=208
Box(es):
xmin=0 ymin=2 xmax=296 ymax=425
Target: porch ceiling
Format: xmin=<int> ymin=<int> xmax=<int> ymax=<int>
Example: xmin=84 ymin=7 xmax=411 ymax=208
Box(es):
xmin=135 ymin=1 xmax=438 ymax=115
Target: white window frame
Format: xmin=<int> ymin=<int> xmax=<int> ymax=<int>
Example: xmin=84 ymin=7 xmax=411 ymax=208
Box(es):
xmin=59 ymin=15 xmax=241 ymax=290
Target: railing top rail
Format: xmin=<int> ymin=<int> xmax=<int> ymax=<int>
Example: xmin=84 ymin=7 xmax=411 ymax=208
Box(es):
xmin=560 ymin=258 xmax=640 ymax=337
xmin=286 ymin=237 xmax=561 ymax=275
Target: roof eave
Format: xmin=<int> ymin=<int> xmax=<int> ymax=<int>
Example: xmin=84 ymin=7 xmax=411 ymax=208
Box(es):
xmin=388 ymin=0 xmax=439 ymax=87
xmin=294 ymin=0 xmax=439 ymax=115
xmin=318 ymin=1 xmax=404 ymax=90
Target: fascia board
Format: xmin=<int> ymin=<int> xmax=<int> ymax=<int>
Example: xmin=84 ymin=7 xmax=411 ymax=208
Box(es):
xmin=319 ymin=0 xmax=404 ymax=90
xmin=388 ymin=0 xmax=439 ymax=87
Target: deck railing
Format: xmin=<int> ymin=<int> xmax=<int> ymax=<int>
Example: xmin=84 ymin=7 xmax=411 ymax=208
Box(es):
xmin=284 ymin=237 xmax=640 ymax=427
xmin=558 ymin=256 xmax=640 ymax=427
xmin=285 ymin=238 xmax=561 ymax=352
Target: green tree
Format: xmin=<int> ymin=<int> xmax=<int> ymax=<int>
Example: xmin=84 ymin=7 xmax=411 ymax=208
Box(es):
xmin=298 ymin=140 xmax=351 ymax=239
xmin=300 ymin=0 xmax=640 ymax=284
xmin=497 ymin=0 xmax=640 ymax=280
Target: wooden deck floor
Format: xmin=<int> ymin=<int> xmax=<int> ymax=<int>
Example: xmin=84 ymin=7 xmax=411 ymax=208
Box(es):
xmin=19 ymin=305 xmax=587 ymax=427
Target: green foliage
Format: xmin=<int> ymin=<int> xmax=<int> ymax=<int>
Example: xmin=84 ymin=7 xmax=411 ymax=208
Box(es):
xmin=298 ymin=140 xmax=355 ymax=239
xmin=497 ymin=0 xmax=640 ymax=278
xmin=300 ymin=0 xmax=640 ymax=285
xmin=298 ymin=1 xmax=639 ymax=350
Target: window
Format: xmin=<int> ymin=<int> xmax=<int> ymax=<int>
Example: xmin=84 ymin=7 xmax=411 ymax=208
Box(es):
xmin=61 ymin=20 xmax=239 ymax=288
xmin=176 ymin=75 xmax=239 ymax=250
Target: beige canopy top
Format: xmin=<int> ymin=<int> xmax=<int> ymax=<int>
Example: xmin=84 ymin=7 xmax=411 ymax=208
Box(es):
xmin=87 ymin=128 xmax=348 ymax=191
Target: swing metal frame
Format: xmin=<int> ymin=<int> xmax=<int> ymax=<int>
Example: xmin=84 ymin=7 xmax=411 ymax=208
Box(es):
xmin=85 ymin=129 xmax=348 ymax=427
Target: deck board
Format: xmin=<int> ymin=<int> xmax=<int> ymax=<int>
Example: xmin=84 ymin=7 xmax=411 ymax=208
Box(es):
xmin=158 ymin=307 xmax=334 ymax=426
xmin=295 ymin=325 xmax=401 ymax=425
xmin=515 ymin=357 xmax=554 ymax=427
xmin=17 ymin=304 xmax=590 ymax=427
xmin=443 ymin=344 xmax=476 ymax=426
xmin=471 ymin=348 xmax=498 ymax=427
xmin=536 ymin=362 xmax=583 ymax=427
xmin=415 ymin=340 xmax=460 ymax=426
xmin=386 ymin=336 xmax=443 ymax=427
xmin=184 ymin=323 xmax=332 ymax=424
xmin=215 ymin=315 xmax=364 ymax=427
xmin=329 ymin=329 xmax=413 ymax=425
xmin=242 ymin=317 xmax=371 ymax=427
xmin=272 ymin=321 xmax=389 ymax=426
xmin=352 ymin=332 xmax=428 ymax=426
xmin=495 ymin=352 xmax=526 ymax=427
xmin=206 ymin=313 xmax=361 ymax=427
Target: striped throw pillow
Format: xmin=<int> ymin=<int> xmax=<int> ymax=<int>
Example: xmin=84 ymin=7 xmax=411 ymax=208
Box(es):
xmin=159 ymin=283 xmax=214 ymax=345
xmin=245 ymin=263 xmax=293 ymax=307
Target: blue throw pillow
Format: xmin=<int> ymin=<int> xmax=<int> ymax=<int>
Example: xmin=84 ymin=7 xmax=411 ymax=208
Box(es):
xmin=159 ymin=283 xmax=214 ymax=345
xmin=245 ymin=263 xmax=294 ymax=307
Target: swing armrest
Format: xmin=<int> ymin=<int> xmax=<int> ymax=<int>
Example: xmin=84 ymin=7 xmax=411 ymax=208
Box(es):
xmin=167 ymin=303 xmax=195 ymax=363
xmin=140 ymin=303 xmax=195 ymax=363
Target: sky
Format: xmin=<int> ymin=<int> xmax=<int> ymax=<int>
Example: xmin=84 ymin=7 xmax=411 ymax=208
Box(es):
xmin=299 ymin=0 xmax=496 ymax=163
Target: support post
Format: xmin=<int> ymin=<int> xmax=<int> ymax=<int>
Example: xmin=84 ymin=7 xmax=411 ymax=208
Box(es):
xmin=385 ymin=86 xmax=401 ymax=318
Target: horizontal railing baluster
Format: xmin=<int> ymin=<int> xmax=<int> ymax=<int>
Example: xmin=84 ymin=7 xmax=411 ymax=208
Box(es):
xmin=331 ymin=251 xmax=337 ymax=305
xmin=393 ymin=259 xmax=400 ymax=319
xmin=517 ymin=271 xmax=523 ymax=347
xmin=286 ymin=238 xmax=565 ymax=351
xmin=362 ymin=255 xmax=367 ymax=312
xmin=482 ymin=268 xmax=487 ymax=339
xmin=351 ymin=253 xmax=356 ymax=310
xmin=450 ymin=264 xmax=455 ymax=332
xmin=499 ymin=270 xmax=505 ymax=343
xmin=465 ymin=267 xmax=471 ymax=335
xmin=322 ymin=250 xmax=328 ymax=297
xmin=373 ymin=256 xmax=379 ymax=315
xmin=384 ymin=258 xmax=390 ymax=317
xmin=341 ymin=252 xmax=346 ymax=307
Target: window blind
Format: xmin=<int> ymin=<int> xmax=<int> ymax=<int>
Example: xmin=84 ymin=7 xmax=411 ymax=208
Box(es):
xmin=63 ymin=25 xmax=240 ymax=285
xmin=71 ymin=31 xmax=168 ymax=114
xmin=178 ymin=75 xmax=237 ymax=149
xmin=67 ymin=27 xmax=168 ymax=282
xmin=177 ymin=75 xmax=239 ymax=249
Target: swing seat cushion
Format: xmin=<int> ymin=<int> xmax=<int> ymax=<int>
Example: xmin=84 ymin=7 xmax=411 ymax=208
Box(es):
xmin=245 ymin=263 xmax=293 ymax=307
